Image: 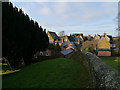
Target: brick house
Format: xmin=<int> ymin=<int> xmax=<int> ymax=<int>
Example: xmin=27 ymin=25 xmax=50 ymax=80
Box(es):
xmin=35 ymin=44 xmax=55 ymax=57
xmin=97 ymin=36 xmax=111 ymax=56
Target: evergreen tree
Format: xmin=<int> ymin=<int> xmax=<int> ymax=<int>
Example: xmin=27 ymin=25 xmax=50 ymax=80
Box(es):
xmin=55 ymin=42 xmax=61 ymax=54
xmin=2 ymin=2 xmax=49 ymax=69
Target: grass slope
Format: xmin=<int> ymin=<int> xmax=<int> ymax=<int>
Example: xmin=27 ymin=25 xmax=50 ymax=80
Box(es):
xmin=3 ymin=58 xmax=91 ymax=88
xmin=100 ymin=57 xmax=120 ymax=72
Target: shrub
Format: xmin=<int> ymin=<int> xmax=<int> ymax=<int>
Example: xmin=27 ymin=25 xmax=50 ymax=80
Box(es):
xmin=112 ymin=50 xmax=120 ymax=56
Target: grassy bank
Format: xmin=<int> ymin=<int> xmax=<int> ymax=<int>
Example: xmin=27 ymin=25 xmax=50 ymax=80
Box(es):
xmin=100 ymin=57 xmax=120 ymax=72
xmin=3 ymin=58 xmax=92 ymax=88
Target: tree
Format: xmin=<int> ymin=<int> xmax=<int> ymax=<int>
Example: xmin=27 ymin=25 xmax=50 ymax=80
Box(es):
xmin=2 ymin=2 xmax=49 ymax=69
xmin=55 ymin=42 xmax=61 ymax=54
xmin=81 ymin=40 xmax=97 ymax=54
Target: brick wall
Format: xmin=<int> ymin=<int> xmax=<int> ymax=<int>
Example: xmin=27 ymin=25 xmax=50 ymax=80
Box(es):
xmin=97 ymin=51 xmax=111 ymax=56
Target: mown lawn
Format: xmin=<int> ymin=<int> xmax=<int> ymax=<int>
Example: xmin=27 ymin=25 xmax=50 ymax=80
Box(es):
xmin=3 ymin=58 xmax=92 ymax=88
xmin=100 ymin=57 xmax=120 ymax=72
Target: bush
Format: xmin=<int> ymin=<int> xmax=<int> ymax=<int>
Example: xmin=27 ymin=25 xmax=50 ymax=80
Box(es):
xmin=112 ymin=50 xmax=120 ymax=56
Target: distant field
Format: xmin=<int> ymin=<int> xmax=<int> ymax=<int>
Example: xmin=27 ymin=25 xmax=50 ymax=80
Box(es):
xmin=3 ymin=58 xmax=93 ymax=88
xmin=100 ymin=57 xmax=120 ymax=72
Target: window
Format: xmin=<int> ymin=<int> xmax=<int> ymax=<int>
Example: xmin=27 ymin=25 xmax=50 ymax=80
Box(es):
xmin=46 ymin=51 xmax=49 ymax=56
xmin=40 ymin=51 xmax=43 ymax=56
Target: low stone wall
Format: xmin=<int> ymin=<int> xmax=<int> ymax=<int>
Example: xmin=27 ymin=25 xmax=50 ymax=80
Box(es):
xmin=82 ymin=51 xmax=120 ymax=89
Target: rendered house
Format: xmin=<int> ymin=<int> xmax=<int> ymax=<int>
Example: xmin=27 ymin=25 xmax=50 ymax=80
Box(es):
xmin=94 ymin=34 xmax=101 ymax=40
xmin=64 ymin=35 xmax=75 ymax=42
xmin=47 ymin=31 xmax=59 ymax=44
xmin=101 ymin=33 xmax=116 ymax=50
xmin=97 ymin=36 xmax=111 ymax=56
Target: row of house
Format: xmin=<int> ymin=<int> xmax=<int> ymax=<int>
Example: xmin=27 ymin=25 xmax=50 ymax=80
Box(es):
xmin=35 ymin=31 xmax=118 ymax=57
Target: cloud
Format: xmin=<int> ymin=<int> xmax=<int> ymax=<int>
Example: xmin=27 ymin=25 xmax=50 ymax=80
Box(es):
xmin=39 ymin=7 xmax=52 ymax=16
xmin=11 ymin=2 xmax=118 ymax=36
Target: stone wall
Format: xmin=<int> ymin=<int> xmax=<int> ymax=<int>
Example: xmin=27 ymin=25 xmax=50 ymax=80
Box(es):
xmin=82 ymin=51 xmax=120 ymax=89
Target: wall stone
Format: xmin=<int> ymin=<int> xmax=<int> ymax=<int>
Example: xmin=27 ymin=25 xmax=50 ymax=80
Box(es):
xmin=82 ymin=51 xmax=120 ymax=89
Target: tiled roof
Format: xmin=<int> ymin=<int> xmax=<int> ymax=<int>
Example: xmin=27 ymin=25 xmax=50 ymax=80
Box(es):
xmin=60 ymin=49 xmax=73 ymax=55
xmin=49 ymin=31 xmax=59 ymax=39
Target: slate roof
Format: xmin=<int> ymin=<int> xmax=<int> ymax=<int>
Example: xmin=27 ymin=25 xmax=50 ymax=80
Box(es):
xmin=70 ymin=42 xmax=77 ymax=49
xmin=67 ymin=36 xmax=75 ymax=42
xmin=74 ymin=38 xmax=82 ymax=40
xmin=60 ymin=49 xmax=73 ymax=55
xmin=61 ymin=42 xmax=70 ymax=47
xmin=48 ymin=43 xmax=54 ymax=50
xmin=55 ymin=41 xmax=62 ymax=43
xmin=49 ymin=31 xmax=59 ymax=40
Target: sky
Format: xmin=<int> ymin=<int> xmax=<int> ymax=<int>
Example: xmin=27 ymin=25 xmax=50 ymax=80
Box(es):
xmin=10 ymin=0 xmax=118 ymax=37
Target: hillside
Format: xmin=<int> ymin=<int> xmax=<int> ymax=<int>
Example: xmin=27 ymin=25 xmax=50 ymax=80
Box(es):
xmin=3 ymin=58 xmax=93 ymax=88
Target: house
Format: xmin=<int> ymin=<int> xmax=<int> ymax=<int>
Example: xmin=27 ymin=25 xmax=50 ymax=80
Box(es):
xmin=55 ymin=41 xmax=62 ymax=46
xmin=94 ymin=34 xmax=101 ymax=40
xmin=61 ymin=42 xmax=77 ymax=51
xmin=97 ymin=36 xmax=111 ymax=56
xmin=47 ymin=31 xmax=59 ymax=44
xmin=72 ymin=33 xmax=84 ymax=41
xmin=64 ymin=35 xmax=75 ymax=42
xmin=87 ymin=35 xmax=94 ymax=41
xmin=35 ymin=44 xmax=55 ymax=57
xmin=61 ymin=42 xmax=70 ymax=51
xmin=101 ymin=33 xmax=110 ymax=41
xmin=74 ymin=38 xmax=81 ymax=44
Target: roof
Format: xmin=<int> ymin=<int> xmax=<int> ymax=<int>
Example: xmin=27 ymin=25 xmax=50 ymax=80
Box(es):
xmin=67 ymin=36 xmax=75 ymax=42
xmin=48 ymin=43 xmax=54 ymax=50
xmin=98 ymin=37 xmax=109 ymax=44
xmin=70 ymin=42 xmax=77 ymax=49
xmin=61 ymin=42 xmax=70 ymax=47
xmin=55 ymin=41 xmax=62 ymax=43
xmin=60 ymin=49 xmax=73 ymax=55
xmin=49 ymin=31 xmax=59 ymax=39
xmin=74 ymin=38 xmax=82 ymax=40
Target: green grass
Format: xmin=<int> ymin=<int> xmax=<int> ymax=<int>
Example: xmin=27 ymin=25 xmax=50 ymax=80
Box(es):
xmin=3 ymin=58 xmax=92 ymax=88
xmin=100 ymin=57 xmax=120 ymax=72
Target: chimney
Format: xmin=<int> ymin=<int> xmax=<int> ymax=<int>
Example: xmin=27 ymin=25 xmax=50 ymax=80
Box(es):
xmin=62 ymin=38 xmax=64 ymax=43
xmin=104 ymin=33 xmax=107 ymax=37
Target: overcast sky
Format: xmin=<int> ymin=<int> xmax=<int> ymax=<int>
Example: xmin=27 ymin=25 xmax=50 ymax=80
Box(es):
xmin=10 ymin=0 xmax=118 ymax=36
